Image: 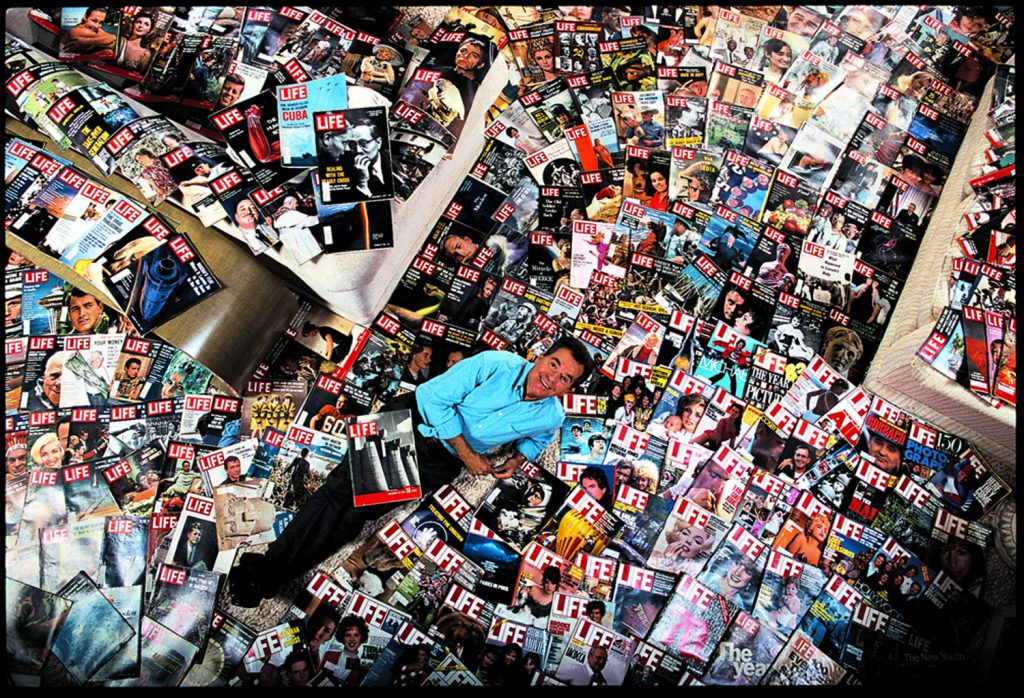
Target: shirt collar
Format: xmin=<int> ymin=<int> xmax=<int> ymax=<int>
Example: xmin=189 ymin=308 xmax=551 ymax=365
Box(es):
xmin=514 ymin=360 xmax=532 ymax=401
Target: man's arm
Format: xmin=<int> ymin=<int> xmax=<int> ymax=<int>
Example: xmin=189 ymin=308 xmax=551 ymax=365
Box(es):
xmin=416 ymin=352 xmax=511 ymax=473
xmin=445 ymin=434 xmax=492 ymax=475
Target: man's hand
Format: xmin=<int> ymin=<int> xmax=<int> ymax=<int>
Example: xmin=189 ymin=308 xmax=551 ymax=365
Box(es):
xmin=446 ymin=435 xmax=491 ymax=476
xmin=463 ymin=451 xmax=492 ymax=476
xmin=491 ymin=454 xmax=524 ymax=479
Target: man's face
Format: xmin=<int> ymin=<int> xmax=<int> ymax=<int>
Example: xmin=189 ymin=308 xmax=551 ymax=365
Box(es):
xmin=722 ymin=290 xmax=745 ymax=320
xmin=188 ymin=526 xmax=202 ymax=545
xmin=794 ymin=447 xmax=811 ymax=469
xmin=235 ymin=199 xmax=259 ymax=226
xmin=342 ymin=124 xmax=382 ymax=163
xmin=581 ymin=472 xmax=602 ymax=499
xmin=455 ymin=42 xmax=483 ymax=71
xmin=588 ymin=646 xmax=608 ymax=672
xmin=225 ymin=458 xmax=242 ymax=481
xmin=68 ymin=294 xmax=104 ymax=333
xmin=446 ymin=350 xmax=465 ymax=368
xmin=867 ymin=434 xmax=901 ymax=473
xmin=5 ymin=296 xmax=21 ymax=326
xmin=125 ymin=362 xmax=141 ymax=378
xmin=643 ymin=333 xmax=659 ymax=350
xmin=43 ymin=355 xmax=63 ymax=405
xmin=524 ymin=347 xmax=585 ymax=400
xmin=787 ymin=7 xmax=821 ymax=36
xmin=7 ymin=447 xmax=28 ymax=476
xmin=288 ymin=661 xmax=310 ymax=686
xmin=217 ymin=79 xmax=244 ymax=109
xmin=312 ymin=619 xmax=336 ymax=647
xmin=587 ymin=606 xmax=603 ymax=621
xmin=444 ymin=235 xmax=475 ymax=263
xmin=516 ymin=305 xmax=534 ymax=322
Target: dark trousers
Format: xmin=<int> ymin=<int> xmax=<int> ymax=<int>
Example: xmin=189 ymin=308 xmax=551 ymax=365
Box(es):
xmin=263 ymin=392 xmax=462 ymax=579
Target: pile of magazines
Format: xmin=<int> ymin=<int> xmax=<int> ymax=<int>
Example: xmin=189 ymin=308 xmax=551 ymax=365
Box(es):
xmin=15 ymin=6 xmax=507 ymax=261
xmin=5 ymin=4 xmax=1016 ymax=688
xmin=918 ymin=63 xmax=1015 ymax=407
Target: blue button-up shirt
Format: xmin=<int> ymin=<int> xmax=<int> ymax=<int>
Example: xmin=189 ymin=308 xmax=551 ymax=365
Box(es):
xmin=414 ymin=351 xmax=565 ymax=462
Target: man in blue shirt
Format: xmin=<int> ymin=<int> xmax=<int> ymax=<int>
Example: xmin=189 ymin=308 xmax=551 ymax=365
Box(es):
xmin=230 ymin=336 xmax=594 ymax=606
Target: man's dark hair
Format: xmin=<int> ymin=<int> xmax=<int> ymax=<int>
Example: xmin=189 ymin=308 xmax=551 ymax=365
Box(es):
xmin=308 ymin=603 xmax=341 ymax=630
xmin=794 ymin=444 xmax=813 ymax=457
xmin=223 ymin=72 xmax=245 ymax=86
xmin=542 ymin=335 xmax=595 ymax=388
xmin=225 ymin=456 xmax=241 ymax=466
xmin=283 ymin=649 xmax=308 ymax=670
xmin=585 ymin=599 xmax=606 ymax=615
xmin=588 ymin=433 xmax=606 ymax=448
xmin=580 ymin=466 xmax=609 ymax=491
xmin=300 ymin=447 xmax=310 ymax=457
xmin=69 ymin=288 xmax=102 ymax=303
xmin=125 ymin=358 xmax=142 ymax=369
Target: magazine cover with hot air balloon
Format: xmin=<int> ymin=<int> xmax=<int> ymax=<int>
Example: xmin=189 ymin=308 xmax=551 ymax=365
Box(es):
xmin=534 ymin=484 xmax=622 ymax=563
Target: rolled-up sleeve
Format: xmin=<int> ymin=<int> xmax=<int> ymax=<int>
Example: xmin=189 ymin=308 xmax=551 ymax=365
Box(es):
xmin=415 ymin=352 xmax=493 ymax=441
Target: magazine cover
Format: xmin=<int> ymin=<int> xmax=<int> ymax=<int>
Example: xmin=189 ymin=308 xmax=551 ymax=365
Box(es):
xmin=535 ymin=485 xmax=622 ymax=562
xmin=400 ymin=484 xmax=473 ymax=552
xmin=763 ymin=627 xmax=846 ymax=685
xmin=99 ymin=515 xmax=149 ymax=587
xmin=58 ymin=7 xmax=120 ymax=62
xmin=751 ymin=548 xmax=827 ymax=636
xmin=208 ymin=89 xmax=289 ymax=190
xmin=164 ymin=492 xmax=235 ymax=574
xmin=39 ymin=517 xmax=106 ymax=593
xmin=392 ymin=536 xmax=484 ymax=629
xmin=209 ymin=165 xmax=280 ymax=255
xmin=51 ymin=571 xmax=135 ymax=684
xmin=61 ymin=457 xmax=121 ymax=522
xmin=347 ymin=409 xmax=421 ymax=508
xmin=647 ymin=496 xmax=730 ymax=577
xmin=702 ymin=609 xmax=786 ymax=685
xmin=104 ymin=233 xmax=222 ymax=335
xmin=98 ymin=439 xmax=164 ymax=516
xmin=360 ymin=620 xmax=447 ymax=687
xmin=554 ymin=616 xmax=633 ymax=686
xmin=267 ymin=423 xmax=347 ymax=512
xmin=771 ymin=490 xmax=834 ymax=569
xmin=147 ymin=561 xmax=221 ymax=649
xmin=696 ymin=522 xmax=768 ymax=612
xmin=6 ymin=576 xmax=73 ymax=680
xmin=314 ymin=106 xmax=394 ymax=204
xmin=474 ymin=460 xmax=569 ymax=552
xmin=58 ymin=333 xmax=123 ymax=409
xmin=646 ymin=574 xmax=736 ymax=671
xmin=181 ymin=609 xmax=259 ymax=687
xmin=239 ymin=615 xmax=313 ymax=684
xmin=195 ymin=440 xmax=257 ymax=495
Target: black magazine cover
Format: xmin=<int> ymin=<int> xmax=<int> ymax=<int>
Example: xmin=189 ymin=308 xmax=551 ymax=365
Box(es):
xmin=314 ymin=106 xmax=395 ymax=204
